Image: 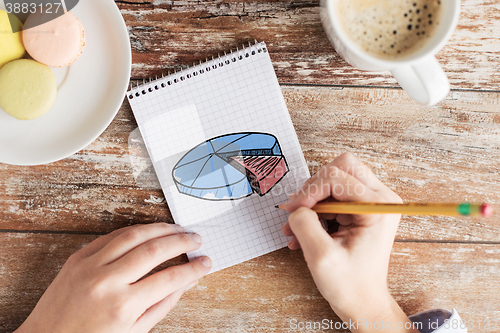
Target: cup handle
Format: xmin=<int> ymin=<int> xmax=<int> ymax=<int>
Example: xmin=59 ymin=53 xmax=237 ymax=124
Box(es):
xmin=391 ymin=56 xmax=450 ymax=107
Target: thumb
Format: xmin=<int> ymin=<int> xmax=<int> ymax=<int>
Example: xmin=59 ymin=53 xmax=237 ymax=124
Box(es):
xmin=288 ymin=207 xmax=335 ymax=263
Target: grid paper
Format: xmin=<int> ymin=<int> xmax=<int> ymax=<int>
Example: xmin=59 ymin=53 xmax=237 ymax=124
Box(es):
xmin=128 ymin=42 xmax=310 ymax=273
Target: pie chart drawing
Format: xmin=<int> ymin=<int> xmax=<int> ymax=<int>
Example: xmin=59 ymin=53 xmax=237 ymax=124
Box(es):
xmin=172 ymin=132 xmax=289 ymax=201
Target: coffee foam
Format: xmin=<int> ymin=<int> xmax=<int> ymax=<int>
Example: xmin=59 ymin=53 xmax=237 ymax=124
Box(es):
xmin=337 ymin=0 xmax=443 ymax=60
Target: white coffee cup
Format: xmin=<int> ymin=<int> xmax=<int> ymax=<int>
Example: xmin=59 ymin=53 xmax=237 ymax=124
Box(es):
xmin=320 ymin=0 xmax=460 ymax=106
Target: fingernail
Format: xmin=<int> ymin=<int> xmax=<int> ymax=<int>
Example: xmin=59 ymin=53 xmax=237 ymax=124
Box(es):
xmin=192 ymin=233 xmax=202 ymax=244
xmin=176 ymin=225 xmax=185 ymax=233
xmin=185 ymin=281 xmax=198 ymax=291
xmin=289 ymin=190 xmax=299 ymax=200
xmin=200 ymin=256 xmax=212 ymax=268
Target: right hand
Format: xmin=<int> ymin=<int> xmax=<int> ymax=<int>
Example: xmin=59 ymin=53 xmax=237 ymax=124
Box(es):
xmin=281 ymin=153 xmax=418 ymax=332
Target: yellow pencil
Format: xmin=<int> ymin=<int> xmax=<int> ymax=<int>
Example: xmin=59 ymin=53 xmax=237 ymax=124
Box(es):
xmin=276 ymin=202 xmax=493 ymax=217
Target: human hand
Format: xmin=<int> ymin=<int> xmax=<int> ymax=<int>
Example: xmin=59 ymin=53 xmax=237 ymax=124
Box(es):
xmin=281 ymin=153 xmax=418 ymax=332
xmin=15 ymin=223 xmax=212 ymax=333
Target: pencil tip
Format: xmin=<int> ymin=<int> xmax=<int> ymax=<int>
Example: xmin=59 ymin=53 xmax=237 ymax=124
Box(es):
xmin=275 ymin=205 xmax=280 ymax=209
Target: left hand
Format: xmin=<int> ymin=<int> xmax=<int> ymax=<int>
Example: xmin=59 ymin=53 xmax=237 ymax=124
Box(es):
xmin=15 ymin=223 xmax=212 ymax=333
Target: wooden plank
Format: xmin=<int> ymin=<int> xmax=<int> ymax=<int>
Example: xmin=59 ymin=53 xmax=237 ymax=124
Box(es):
xmin=1 ymin=87 xmax=498 ymax=241
xmin=284 ymin=86 xmax=500 ymax=242
xmin=119 ymin=0 xmax=500 ymax=90
xmin=0 ymin=101 xmax=172 ymax=234
xmin=1 ymin=233 xmax=499 ymax=332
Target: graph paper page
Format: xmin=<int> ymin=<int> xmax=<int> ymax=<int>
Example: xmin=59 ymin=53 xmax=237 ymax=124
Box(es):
xmin=128 ymin=42 xmax=309 ymax=272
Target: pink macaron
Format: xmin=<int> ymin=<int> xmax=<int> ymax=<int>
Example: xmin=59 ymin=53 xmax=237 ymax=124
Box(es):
xmin=22 ymin=11 xmax=85 ymax=68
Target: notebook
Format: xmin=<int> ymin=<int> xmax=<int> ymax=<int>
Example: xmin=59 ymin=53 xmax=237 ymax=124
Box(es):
xmin=127 ymin=41 xmax=310 ymax=272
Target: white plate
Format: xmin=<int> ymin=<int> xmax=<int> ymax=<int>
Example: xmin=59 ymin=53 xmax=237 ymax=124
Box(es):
xmin=0 ymin=0 xmax=131 ymax=165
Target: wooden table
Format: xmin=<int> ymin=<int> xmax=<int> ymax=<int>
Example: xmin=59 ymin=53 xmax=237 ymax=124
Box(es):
xmin=1 ymin=1 xmax=499 ymax=332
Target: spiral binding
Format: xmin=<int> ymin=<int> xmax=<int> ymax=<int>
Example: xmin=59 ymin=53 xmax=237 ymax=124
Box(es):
xmin=128 ymin=40 xmax=267 ymax=100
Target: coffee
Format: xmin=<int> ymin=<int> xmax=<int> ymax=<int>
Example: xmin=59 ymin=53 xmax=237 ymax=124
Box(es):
xmin=336 ymin=0 xmax=443 ymax=60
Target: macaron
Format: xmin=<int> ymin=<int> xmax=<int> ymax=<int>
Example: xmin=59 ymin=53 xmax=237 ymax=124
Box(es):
xmin=0 ymin=59 xmax=57 ymax=120
xmin=22 ymin=11 xmax=85 ymax=68
xmin=0 ymin=10 xmax=25 ymax=68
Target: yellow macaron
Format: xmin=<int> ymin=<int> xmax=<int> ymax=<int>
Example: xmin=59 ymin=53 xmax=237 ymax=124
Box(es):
xmin=0 ymin=59 xmax=57 ymax=120
xmin=0 ymin=10 xmax=25 ymax=68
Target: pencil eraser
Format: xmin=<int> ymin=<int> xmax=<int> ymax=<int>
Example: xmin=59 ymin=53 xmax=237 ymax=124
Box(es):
xmin=481 ymin=204 xmax=493 ymax=218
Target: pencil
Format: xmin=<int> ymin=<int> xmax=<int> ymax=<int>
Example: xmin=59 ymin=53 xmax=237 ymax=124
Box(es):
xmin=275 ymin=202 xmax=493 ymax=217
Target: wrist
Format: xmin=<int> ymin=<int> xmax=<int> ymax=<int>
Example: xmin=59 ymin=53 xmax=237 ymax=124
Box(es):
xmin=329 ymin=289 xmax=392 ymax=323
xmin=14 ymin=321 xmax=32 ymax=333
xmin=14 ymin=312 xmax=49 ymax=333
xmin=331 ymin=292 xmax=420 ymax=333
